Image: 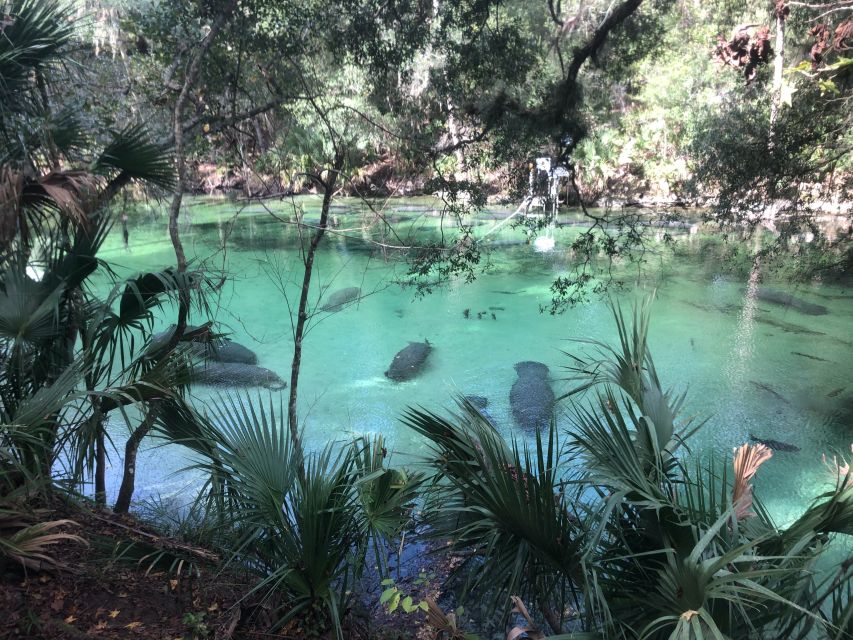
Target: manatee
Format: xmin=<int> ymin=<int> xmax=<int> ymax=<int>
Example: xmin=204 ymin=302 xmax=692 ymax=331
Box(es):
xmin=749 ymin=381 xmax=789 ymax=404
xmin=463 ymin=395 xmax=497 ymax=426
xmin=755 ymin=287 xmax=828 ymax=316
xmin=212 ymin=340 xmax=257 ymax=365
xmin=509 ymin=361 xmax=554 ymax=431
xmin=385 ymin=340 xmax=432 ymax=382
xmin=749 ymin=434 xmax=800 ymax=453
xmin=321 ymin=286 xmax=361 ymax=312
xmin=146 ymin=324 xmax=203 ymax=356
xmin=146 ymin=324 xmax=257 ymax=364
xmin=191 ymin=362 xmax=286 ymax=390
xmin=754 ymin=316 xmax=824 ymax=335
xmin=465 ymin=395 xmax=489 ymax=409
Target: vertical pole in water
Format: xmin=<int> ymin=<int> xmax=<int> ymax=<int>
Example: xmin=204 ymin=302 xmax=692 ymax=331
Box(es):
xmin=528 ymin=161 xmax=535 ymax=200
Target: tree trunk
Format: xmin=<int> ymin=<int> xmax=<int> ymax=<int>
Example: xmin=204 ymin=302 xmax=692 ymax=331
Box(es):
xmin=770 ymin=1 xmax=787 ymax=127
xmin=113 ymin=408 xmax=157 ymax=513
xmin=95 ymin=428 xmax=106 ymax=506
xmin=168 ymin=9 xmax=233 ymax=272
xmin=287 ymin=152 xmax=345 ymax=472
xmin=116 ymin=4 xmax=236 ymax=508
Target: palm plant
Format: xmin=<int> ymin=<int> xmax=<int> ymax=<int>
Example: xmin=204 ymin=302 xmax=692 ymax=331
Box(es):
xmin=0 ymin=0 xmax=212 ymax=509
xmin=154 ymin=392 xmax=423 ymax=638
xmin=405 ymin=398 xmax=585 ymax=634
xmin=563 ymin=300 xmax=853 ymax=639
xmin=408 ymin=301 xmax=851 ymax=639
xmin=353 ymin=434 xmax=423 ymax=575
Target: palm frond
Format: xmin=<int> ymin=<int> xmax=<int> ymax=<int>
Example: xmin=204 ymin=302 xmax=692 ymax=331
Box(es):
xmin=0 ymin=0 xmax=76 ymax=113
xmin=405 ymin=399 xmax=584 ymax=622
xmin=93 ymin=125 xmax=175 ymax=190
xmin=0 ymin=509 xmax=85 ymax=571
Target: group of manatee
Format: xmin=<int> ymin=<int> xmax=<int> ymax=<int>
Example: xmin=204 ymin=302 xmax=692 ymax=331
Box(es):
xmin=149 ymin=283 xmax=831 ymax=441
xmin=383 ymin=338 xmax=555 ymax=431
xmin=147 ymin=324 xmax=287 ymax=391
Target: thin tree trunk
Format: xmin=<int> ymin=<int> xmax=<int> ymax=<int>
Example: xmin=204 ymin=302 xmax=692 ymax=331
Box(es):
xmin=95 ymin=428 xmax=106 ymax=505
xmin=114 ymin=5 xmax=236 ymax=510
xmin=770 ymin=1 xmax=787 ymax=127
xmin=168 ymin=3 xmax=236 ymax=273
xmin=287 ymin=152 xmax=345 ymax=473
xmin=113 ymin=408 xmax=158 ymax=513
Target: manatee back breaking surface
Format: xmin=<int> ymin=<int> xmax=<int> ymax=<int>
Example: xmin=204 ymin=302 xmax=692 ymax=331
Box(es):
xmin=191 ymin=362 xmax=286 ymax=390
xmin=321 ymin=286 xmax=362 ymax=312
xmin=510 ymin=361 xmax=554 ymax=430
xmin=756 ymin=287 xmax=828 ymax=315
xmin=385 ymin=341 xmax=432 ymax=381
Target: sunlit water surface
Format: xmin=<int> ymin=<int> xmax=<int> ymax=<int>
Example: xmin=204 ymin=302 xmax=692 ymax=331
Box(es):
xmin=94 ymin=196 xmax=851 ymax=545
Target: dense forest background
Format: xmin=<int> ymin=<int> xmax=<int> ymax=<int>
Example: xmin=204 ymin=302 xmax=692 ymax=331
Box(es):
xmin=68 ymin=0 xmax=852 ymax=206
xmin=50 ymin=0 xmax=853 ymax=301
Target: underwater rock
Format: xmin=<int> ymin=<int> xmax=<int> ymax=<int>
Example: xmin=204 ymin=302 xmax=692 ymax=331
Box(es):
xmin=755 ymin=287 xmax=828 ymax=315
xmin=146 ymin=324 xmax=203 ymax=357
xmin=385 ymin=341 xmax=432 ymax=382
xmin=212 ymin=340 xmax=257 ymax=365
xmin=509 ymin=361 xmax=554 ymax=431
xmin=191 ymin=362 xmax=286 ymax=390
xmin=321 ymin=286 xmax=361 ymax=312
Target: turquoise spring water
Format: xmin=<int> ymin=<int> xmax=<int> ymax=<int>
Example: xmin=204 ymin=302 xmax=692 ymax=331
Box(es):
xmin=95 ymin=196 xmax=851 ymax=537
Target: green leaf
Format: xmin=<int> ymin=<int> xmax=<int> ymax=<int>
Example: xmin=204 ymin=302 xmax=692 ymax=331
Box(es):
xmin=379 ymin=587 xmax=397 ymax=604
xmin=380 ymin=578 xmax=395 ymax=586
xmin=388 ymin=591 xmax=401 ymax=613
xmin=418 ymin=600 xmax=429 ymax=611
xmin=402 ymin=596 xmax=414 ymax=613
xmin=825 ymin=57 xmax=853 ymax=71
xmin=818 ymin=79 xmax=839 ymax=95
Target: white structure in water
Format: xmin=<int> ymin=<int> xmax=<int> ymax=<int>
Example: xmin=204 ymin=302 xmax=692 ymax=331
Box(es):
xmin=484 ymin=156 xmax=570 ymax=251
xmin=529 ymin=157 xmax=570 ymax=251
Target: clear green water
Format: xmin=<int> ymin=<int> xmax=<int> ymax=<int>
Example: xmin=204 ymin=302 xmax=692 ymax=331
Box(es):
xmin=98 ymin=196 xmax=852 ymax=534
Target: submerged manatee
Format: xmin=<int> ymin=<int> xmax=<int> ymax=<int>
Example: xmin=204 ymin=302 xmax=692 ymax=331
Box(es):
xmin=755 ymin=287 xmax=827 ymax=316
xmin=509 ymin=361 xmax=555 ymax=431
xmin=147 ymin=325 xmax=257 ymax=364
xmin=749 ymin=434 xmax=800 ymax=453
xmin=212 ymin=340 xmax=257 ymax=364
xmin=146 ymin=324 xmax=203 ymax=356
xmin=464 ymin=395 xmax=497 ymax=426
xmin=321 ymin=286 xmax=361 ymax=312
xmin=385 ymin=341 xmax=432 ymax=381
xmin=191 ymin=362 xmax=286 ymax=390
xmin=465 ymin=395 xmax=489 ymax=409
